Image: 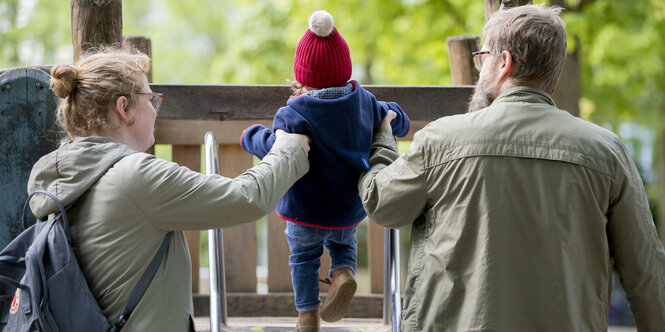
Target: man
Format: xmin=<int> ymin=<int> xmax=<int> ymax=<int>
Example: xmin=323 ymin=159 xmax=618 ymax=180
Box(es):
xmin=360 ymin=4 xmax=665 ymax=331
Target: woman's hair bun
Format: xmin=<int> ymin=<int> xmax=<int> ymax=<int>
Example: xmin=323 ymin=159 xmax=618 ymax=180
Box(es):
xmin=50 ymin=64 xmax=79 ymax=98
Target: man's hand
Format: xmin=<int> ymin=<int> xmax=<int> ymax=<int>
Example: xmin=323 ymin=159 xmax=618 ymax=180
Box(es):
xmin=275 ymin=129 xmax=311 ymax=156
xmin=379 ymin=110 xmax=397 ymax=135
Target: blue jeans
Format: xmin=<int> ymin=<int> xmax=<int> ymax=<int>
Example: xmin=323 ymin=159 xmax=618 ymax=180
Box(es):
xmin=284 ymin=222 xmax=358 ymax=312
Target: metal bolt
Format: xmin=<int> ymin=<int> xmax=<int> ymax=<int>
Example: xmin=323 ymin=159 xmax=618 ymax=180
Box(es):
xmin=35 ymin=81 xmax=41 ymax=88
xmin=4 ymin=84 xmax=10 ymax=90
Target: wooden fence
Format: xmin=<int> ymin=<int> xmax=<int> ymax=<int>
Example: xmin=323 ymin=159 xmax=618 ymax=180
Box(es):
xmin=152 ymin=83 xmax=474 ymax=317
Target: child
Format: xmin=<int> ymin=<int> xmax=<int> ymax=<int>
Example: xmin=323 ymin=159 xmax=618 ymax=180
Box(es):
xmin=240 ymin=10 xmax=410 ymax=331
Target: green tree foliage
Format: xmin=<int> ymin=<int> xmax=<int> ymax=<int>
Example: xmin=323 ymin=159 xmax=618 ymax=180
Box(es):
xmin=559 ymin=0 xmax=665 ymax=126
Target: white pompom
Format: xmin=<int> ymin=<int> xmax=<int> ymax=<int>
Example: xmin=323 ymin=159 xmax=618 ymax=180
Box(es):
xmin=309 ymin=10 xmax=334 ymax=37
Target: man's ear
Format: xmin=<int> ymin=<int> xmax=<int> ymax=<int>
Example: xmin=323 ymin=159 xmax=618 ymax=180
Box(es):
xmin=498 ymin=50 xmax=514 ymax=81
xmin=113 ymin=96 xmax=131 ymax=123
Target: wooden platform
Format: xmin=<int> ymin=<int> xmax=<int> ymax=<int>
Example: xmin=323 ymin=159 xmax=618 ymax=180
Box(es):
xmin=193 ymin=317 xmax=637 ymax=332
xmin=193 ymin=317 xmax=389 ymax=332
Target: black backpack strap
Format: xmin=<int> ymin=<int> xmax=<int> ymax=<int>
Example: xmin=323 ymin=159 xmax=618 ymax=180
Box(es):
xmin=111 ymin=231 xmax=173 ymax=332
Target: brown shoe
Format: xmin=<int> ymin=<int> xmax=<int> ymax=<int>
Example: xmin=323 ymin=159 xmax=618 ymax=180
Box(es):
xmin=320 ymin=268 xmax=357 ymax=322
xmin=296 ymin=308 xmax=320 ymax=332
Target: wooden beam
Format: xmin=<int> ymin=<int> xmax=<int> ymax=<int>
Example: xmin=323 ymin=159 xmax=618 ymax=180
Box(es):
xmin=154 ymin=119 xmax=430 ymax=146
xmin=71 ymin=0 xmax=122 ymax=62
xmin=150 ymin=84 xmax=473 ymax=121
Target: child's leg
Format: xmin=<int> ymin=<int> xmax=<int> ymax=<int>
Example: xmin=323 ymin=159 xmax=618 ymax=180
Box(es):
xmin=284 ymin=222 xmax=324 ymax=312
xmin=324 ymin=225 xmax=358 ymax=277
xmin=320 ymin=225 xmax=358 ymax=322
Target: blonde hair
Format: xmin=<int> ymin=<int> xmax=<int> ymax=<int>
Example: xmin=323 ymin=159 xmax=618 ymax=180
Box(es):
xmin=483 ymin=4 xmax=567 ymax=93
xmin=289 ymin=80 xmax=305 ymax=95
xmin=50 ymin=48 xmax=151 ymax=139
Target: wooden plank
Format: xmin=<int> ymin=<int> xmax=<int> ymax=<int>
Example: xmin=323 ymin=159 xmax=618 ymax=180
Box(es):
xmin=150 ymin=84 xmax=473 ymax=121
xmin=368 ymin=220 xmax=385 ymax=294
xmin=0 ymin=68 xmax=59 ymax=248
xmin=154 ymin=119 xmax=430 ymax=145
xmin=172 ymin=145 xmax=202 ymax=293
xmin=219 ymin=144 xmax=257 ymax=292
xmin=267 ymin=213 xmax=292 ymax=292
xmin=193 ymin=293 xmax=383 ymax=318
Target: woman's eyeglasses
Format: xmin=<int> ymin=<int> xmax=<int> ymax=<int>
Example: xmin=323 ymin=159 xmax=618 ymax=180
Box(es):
xmin=136 ymin=92 xmax=164 ymax=113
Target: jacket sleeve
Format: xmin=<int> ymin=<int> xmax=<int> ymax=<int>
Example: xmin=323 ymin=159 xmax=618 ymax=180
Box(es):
xmin=376 ymin=101 xmax=410 ymax=138
xmin=606 ymin=139 xmax=665 ymax=330
xmin=240 ymin=124 xmax=275 ymax=159
xmin=124 ymin=137 xmax=309 ymax=231
xmin=358 ymin=129 xmax=428 ymax=229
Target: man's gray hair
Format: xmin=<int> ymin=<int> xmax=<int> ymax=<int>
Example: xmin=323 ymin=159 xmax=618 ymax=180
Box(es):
xmin=483 ymin=4 xmax=567 ymax=94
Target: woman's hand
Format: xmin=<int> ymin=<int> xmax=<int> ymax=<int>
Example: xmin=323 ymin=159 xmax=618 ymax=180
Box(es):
xmin=275 ymin=130 xmax=311 ymax=156
xmin=379 ymin=110 xmax=397 ymax=135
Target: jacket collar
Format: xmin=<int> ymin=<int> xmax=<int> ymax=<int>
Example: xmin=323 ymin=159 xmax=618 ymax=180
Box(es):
xmin=492 ymin=86 xmax=556 ymax=108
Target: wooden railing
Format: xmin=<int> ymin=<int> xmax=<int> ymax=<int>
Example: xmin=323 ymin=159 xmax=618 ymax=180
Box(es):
xmin=151 ymin=83 xmax=474 ymax=317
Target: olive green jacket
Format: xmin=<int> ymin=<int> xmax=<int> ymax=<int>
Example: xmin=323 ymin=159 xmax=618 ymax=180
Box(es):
xmin=27 ymin=136 xmax=308 ymax=332
xmin=360 ymin=87 xmax=665 ymax=331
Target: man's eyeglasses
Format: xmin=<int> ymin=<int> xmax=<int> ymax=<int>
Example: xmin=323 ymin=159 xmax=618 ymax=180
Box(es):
xmin=136 ymin=92 xmax=164 ymax=113
xmin=472 ymin=50 xmax=491 ymax=72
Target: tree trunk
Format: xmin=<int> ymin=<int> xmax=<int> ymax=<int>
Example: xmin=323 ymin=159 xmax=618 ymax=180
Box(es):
xmin=71 ymin=0 xmax=122 ymax=62
xmin=552 ymin=37 xmax=581 ymax=116
xmin=658 ymin=132 xmax=665 ymax=245
xmin=485 ymin=0 xmax=533 ymax=22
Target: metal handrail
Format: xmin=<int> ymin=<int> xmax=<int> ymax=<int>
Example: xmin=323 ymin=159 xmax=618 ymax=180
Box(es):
xmin=383 ymin=228 xmax=402 ymax=332
xmin=204 ymin=131 xmax=228 ymax=331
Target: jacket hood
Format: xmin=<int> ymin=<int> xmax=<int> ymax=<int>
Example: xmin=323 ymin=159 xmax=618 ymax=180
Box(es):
xmin=282 ymin=83 xmax=378 ymax=171
xmin=27 ymin=136 xmax=137 ymax=218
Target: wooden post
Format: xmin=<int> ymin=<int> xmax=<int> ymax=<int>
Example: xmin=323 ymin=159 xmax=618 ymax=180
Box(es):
xmin=220 ymin=144 xmax=258 ymax=292
xmin=71 ymin=0 xmax=122 ymax=62
xmin=446 ymin=35 xmax=480 ymax=85
xmin=123 ymin=35 xmax=155 ymax=154
xmin=172 ymin=145 xmax=202 ymax=293
xmin=368 ymin=220 xmax=384 ymax=293
xmin=267 ymin=213 xmax=292 ymax=292
xmin=122 ymin=36 xmax=153 ymax=83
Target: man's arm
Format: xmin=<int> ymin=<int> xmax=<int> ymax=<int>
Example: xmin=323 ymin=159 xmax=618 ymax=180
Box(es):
xmin=359 ymin=113 xmax=428 ymax=229
xmin=607 ymin=140 xmax=665 ymax=330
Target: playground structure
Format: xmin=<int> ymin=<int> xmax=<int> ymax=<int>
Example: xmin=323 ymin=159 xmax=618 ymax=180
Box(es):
xmin=0 ymin=0 xmax=597 ymax=330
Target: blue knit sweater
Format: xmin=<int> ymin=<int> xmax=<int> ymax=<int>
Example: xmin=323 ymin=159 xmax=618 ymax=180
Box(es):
xmin=240 ymin=81 xmax=410 ymax=228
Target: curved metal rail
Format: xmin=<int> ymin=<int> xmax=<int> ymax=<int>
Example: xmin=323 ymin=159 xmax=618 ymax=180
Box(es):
xmin=204 ymin=131 xmax=228 ymax=331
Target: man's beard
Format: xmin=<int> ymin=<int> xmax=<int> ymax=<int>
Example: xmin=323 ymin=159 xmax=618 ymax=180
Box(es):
xmin=468 ymin=76 xmax=495 ymax=113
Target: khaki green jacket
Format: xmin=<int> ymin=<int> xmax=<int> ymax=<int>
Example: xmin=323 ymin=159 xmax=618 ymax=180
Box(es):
xmin=28 ymin=136 xmax=308 ymax=332
xmin=360 ymin=87 xmax=665 ymax=331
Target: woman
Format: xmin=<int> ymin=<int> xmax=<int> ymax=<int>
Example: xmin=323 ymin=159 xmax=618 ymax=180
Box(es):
xmin=27 ymin=48 xmax=310 ymax=331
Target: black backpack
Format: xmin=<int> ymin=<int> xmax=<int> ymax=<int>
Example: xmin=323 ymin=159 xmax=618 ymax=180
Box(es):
xmin=0 ymin=191 xmax=172 ymax=332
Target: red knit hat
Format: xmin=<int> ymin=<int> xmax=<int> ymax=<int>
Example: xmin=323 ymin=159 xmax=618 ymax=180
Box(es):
xmin=294 ymin=11 xmax=352 ymax=89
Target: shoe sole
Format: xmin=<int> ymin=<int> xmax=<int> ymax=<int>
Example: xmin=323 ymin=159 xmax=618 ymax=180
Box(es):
xmin=320 ymin=278 xmax=357 ymax=322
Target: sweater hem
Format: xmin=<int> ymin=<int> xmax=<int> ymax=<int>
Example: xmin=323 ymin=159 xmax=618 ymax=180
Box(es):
xmin=276 ymin=211 xmax=363 ymax=229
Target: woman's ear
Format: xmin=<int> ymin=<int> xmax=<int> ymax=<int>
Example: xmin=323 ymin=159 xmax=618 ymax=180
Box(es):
xmin=113 ymin=96 xmax=131 ymax=123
